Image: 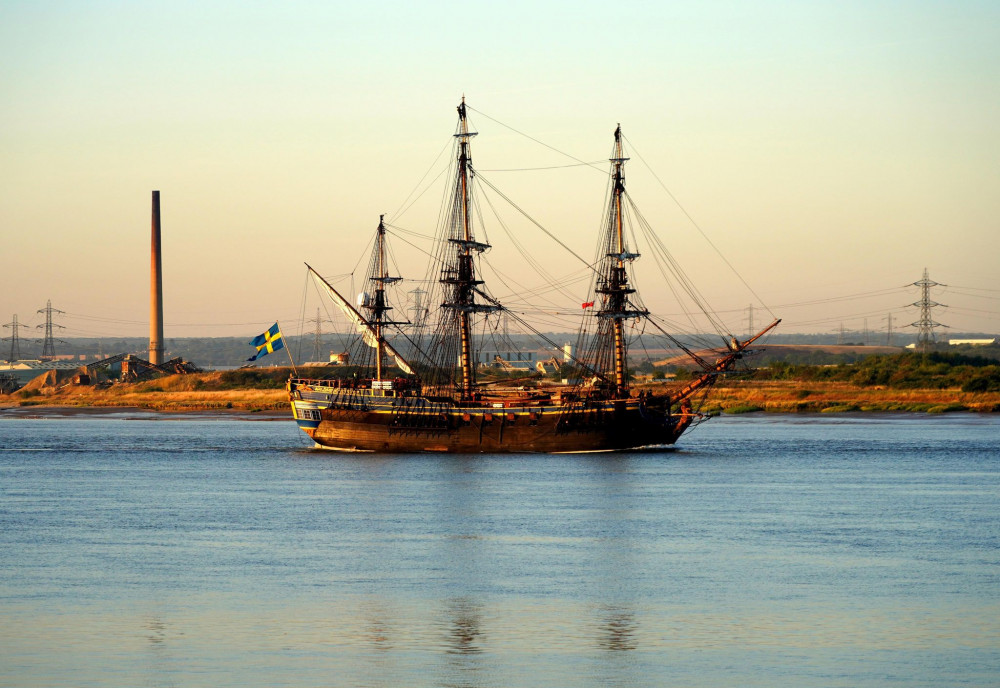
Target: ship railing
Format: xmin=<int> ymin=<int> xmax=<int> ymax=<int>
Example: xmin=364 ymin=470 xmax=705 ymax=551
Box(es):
xmin=388 ymin=398 xmax=452 ymax=434
xmin=290 ymin=376 xmax=416 ymax=395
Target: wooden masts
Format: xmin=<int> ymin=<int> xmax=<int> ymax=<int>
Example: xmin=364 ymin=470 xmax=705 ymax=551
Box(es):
xmin=442 ymin=98 xmax=498 ymax=401
xmin=374 ymin=216 xmax=388 ymax=380
xmin=595 ymin=125 xmax=645 ymax=398
xmin=611 ymin=127 xmax=628 ymax=393
xmin=457 ymin=101 xmax=475 ymax=397
xmin=307 ymin=260 xmax=415 ymax=377
xmin=366 ymin=214 xmax=404 ymax=381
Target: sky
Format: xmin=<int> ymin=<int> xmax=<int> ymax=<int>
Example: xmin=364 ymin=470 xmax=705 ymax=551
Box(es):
xmin=2 ymin=0 xmax=998 ymax=345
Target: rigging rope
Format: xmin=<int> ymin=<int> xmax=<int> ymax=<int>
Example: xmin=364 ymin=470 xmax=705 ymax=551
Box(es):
xmin=475 ymin=173 xmax=597 ymax=273
xmin=466 ymin=105 xmax=607 ymax=174
xmin=623 ymin=132 xmax=777 ymax=321
xmin=478 ymin=161 xmax=605 ymax=172
xmin=465 ymin=106 xmax=778 ymax=331
xmin=388 ymin=139 xmax=452 ymax=223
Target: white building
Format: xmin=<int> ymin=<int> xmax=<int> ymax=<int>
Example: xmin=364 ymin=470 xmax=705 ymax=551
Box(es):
xmin=948 ymin=339 xmax=997 ymax=346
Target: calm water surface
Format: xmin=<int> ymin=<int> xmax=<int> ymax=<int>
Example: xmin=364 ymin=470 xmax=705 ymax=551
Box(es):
xmin=1 ymin=413 xmax=998 ymax=687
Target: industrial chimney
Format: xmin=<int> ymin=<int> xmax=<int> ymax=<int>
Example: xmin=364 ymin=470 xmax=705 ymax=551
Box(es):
xmin=150 ymin=190 xmax=164 ymax=365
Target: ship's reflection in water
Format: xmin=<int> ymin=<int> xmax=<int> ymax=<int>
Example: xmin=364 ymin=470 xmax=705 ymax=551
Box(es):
xmin=436 ymin=598 xmax=487 ymax=688
xmin=4 ymin=416 xmax=998 ymax=687
xmin=361 ymin=601 xmax=394 ymax=651
xmin=442 ymin=598 xmax=484 ymax=655
xmin=414 ymin=454 xmax=645 ymax=687
xmin=145 ymin=616 xmax=168 ymax=647
xmin=596 ymin=605 xmax=638 ymax=653
xmin=142 ymin=615 xmax=173 ymax=688
xmin=431 ymin=463 xmax=493 ymax=687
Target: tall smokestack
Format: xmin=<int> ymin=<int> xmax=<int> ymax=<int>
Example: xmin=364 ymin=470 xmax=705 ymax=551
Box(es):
xmin=150 ymin=190 xmax=164 ymax=365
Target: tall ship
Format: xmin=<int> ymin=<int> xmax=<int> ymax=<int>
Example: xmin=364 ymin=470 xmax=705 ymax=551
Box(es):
xmin=288 ymin=100 xmax=777 ymax=452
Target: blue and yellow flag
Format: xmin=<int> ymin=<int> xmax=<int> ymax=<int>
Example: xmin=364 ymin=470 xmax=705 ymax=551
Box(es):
xmin=247 ymin=323 xmax=284 ymax=361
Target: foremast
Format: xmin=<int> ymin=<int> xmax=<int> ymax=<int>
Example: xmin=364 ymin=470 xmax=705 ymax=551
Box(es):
xmin=305 ymin=215 xmax=414 ymax=378
xmin=442 ymin=98 xmax=499 ymax=401
xmin=364 ymin=215 xmax=406 ymax=380
xmin=594 ymin=125 xmax=647 ymax=398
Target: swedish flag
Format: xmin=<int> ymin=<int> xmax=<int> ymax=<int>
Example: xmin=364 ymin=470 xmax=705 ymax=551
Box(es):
xmin=247 ymin=323 xmax=284 ymax=361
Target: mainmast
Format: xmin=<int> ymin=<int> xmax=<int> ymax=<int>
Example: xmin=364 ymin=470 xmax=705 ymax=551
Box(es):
xmin=441 ymin=98 xmax=498 ymax=400
xmin=595 ymin=124 xmax=646 ymax=397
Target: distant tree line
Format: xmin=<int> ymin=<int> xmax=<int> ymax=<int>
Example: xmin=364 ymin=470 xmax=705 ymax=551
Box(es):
xmin=757 ymin=350 xmax=1000 ymax=392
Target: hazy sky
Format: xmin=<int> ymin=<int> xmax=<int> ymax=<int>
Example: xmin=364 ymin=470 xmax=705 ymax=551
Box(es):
xmin=2 ymin=0 xmax=998 ymax=343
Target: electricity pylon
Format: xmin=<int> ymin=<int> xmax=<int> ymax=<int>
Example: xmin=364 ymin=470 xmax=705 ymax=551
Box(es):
xmin=36 ymin=300 xmax=65 ymax=359
xmin=883 ymin=313 xmax=895 ymax=347
xmin=306 ymin=308 xmax=326 ymax=362
xmin=408 ymin=287 xmax=428 ymax=349
xmin=909 ymin=268 xmax=947 ymax=352
xmin=3 ymin=315 xmax=30 ymax=362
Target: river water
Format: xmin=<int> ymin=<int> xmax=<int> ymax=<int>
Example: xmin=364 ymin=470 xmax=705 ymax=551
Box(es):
xmin=1 ymin=413 xmax=997 ymax=687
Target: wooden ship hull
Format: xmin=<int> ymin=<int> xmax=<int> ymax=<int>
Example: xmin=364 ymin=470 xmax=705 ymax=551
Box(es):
xmin=289 ymin=382 xmax=696 ymax=453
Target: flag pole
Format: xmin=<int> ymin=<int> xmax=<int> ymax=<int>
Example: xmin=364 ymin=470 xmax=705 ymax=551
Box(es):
xmin=278 ymin=321 xmax=298 ymax=377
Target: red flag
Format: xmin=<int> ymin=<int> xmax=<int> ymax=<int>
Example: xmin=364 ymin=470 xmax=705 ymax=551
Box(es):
xmin=582 ymin=301 xmax=595 ymax=309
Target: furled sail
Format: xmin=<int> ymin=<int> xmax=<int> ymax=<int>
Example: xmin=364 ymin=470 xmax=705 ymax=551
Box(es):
xmin=306 ymin=264 xmax=414 ymax=375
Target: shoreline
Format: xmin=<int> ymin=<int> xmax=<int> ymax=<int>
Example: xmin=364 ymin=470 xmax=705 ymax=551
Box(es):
xmin=2 ymin=378 xmax=997 ymax=418
xmin=0 ymin=405 xmax=288 ymax=420
xmin=1 ymin=405 xmax=994 ymax=425
xmin=1 ymin=401 xmax=995 ymax=421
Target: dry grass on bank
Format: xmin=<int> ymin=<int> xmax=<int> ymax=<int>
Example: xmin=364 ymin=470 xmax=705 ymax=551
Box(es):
xmin=704 ymin=380 xmax=1000 ymax=414
xmin=3 ymin=371 xmax=999 ymax=414
xmin=2 ymin=371 xmax=288 ymax=413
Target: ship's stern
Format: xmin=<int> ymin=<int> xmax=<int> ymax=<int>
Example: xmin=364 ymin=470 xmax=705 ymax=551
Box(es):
xmin=288 ymin=380 xmax=322 ymax=438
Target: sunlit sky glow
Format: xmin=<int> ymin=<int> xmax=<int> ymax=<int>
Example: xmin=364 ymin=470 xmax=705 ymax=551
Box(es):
xmin=2 ymin=0 xmax=998 ymax=341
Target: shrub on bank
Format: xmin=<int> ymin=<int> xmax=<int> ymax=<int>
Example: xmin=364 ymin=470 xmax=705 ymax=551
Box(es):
xmin=962 ymin=369 xmax=1000 ymax=392
xmin=724 ymin=404 xmax=764 ymax=414
xmin=218 ymin=368 xmax=291 ymax=390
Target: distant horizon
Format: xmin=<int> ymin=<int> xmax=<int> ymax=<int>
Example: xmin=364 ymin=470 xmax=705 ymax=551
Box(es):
xmin=7 ymin=328 xmax=997 ymax=354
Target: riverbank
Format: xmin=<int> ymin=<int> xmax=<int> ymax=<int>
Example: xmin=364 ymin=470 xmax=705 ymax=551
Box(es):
xmin=1 ymin=370 xmax=288 ymax=415
xmin=2 ymin=373 xmax=998 ymax=416
xmin=705 ymin=380 xmax=1000 ymax=413
xmin=0 ymin=404 xmax=287 ymax=420
xmin=0 ymin=388 xmax=287 ymax=415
